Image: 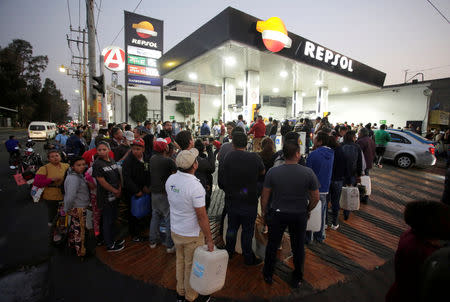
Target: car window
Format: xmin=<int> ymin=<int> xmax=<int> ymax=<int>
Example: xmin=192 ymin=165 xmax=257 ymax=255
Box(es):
xmin=390 ymin=133 xmax=411 ymax=144
xmin=30 ymin=125 xmax=45 ymax=131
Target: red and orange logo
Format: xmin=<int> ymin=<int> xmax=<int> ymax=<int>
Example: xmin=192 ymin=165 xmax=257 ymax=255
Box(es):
xmin=256 ymin=17 xmax=292 ymax=52
xmin=132 ymin=21 xmax=157 ymax=39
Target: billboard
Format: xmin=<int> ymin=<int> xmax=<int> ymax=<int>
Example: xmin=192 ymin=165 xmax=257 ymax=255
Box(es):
xmin=124 ymin=11 xmax=163 ymax=87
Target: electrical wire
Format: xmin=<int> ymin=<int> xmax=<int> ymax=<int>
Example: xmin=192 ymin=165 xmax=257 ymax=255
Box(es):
xmin=426 ymin=0 xmax=450 ymax=24
xmin=110 ymin=0 xmax=144 ymax=45
xmin=409 ymin=64 xmax=450 ymax=73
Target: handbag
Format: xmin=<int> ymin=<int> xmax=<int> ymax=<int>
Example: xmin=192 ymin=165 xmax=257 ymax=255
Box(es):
xmin=30 ymin=185 xmax=44 ymax=203
xmin=131 ymin=193 xmax=151 ymax=218
xmin=360 ymin=175 xmax=371 ymax=196
xmin=14 ymin=173 xmax=27 ymax=186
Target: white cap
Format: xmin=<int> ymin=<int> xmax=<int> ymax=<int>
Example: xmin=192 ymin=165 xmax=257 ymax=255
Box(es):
xmin=176 ymin=149 xmax=199 ymax=169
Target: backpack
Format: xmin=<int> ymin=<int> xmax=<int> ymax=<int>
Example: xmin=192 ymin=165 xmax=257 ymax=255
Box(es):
xmin=60 ymin=168 xmax=70 ymax=195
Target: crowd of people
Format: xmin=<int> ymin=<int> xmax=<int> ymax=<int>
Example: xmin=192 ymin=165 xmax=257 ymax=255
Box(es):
xmin=28 ymin=114 xmax=450 ymax=302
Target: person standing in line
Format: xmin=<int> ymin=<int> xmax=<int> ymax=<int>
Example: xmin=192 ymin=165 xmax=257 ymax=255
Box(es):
xmin=357 ymin=127 xmax=376 ymax=177
xmin=65 ymin=129 xmax=85 ymax=159
xmin=92 ymin=141 xmax=124 ymax=252
xmin=265 ymin=117 xmax=273 ymax=137
xmin=261 ymin=141 xmax=320 ymax=288
xmin=54 ymin=129 xmax=69 ymax=151
xmin=122 ymin=138 xmax=151 ymax=242
xmin=219 ymin=119 xmax=226 ymax=143
xmin=156 ymin=120 xmax=163 ymax=135
xmin=200 ymin=120 xmax=211 ymax=136
xmin=34 ymin=150 xmax=70 ymax=226
xmin=194 ymin=138 xmax=216 ymax=209
xmin=149 ymin=137 xmax=177 ymax=252
xmin=269 ymin=120 xmax=278 ymax=142
xmin=248 ymin=115 xmax=266 ymax=152
xmin=222 ymin=121 xmax=236 ymax=143
xmin=236 ymin=114 xmax=246 ymax=133
xmin=340 ymin=131 xmax=363 ymax=220
xmin=63 ymin=156 xmax=90 ymax=257
xmin=219 ymin=131 xmax=265 ymax=265
xmin=374 ymin=124 xmax=391 ymax=168
xmin=109 ymin=127 xmax=130 ymax=163
xmin=305 ymin=132 xmax=334 ymax=243
xmin=166 ymin=149 xmax=214 ymax=302
xmin=328 ymin=137 xmax=347 ymax=230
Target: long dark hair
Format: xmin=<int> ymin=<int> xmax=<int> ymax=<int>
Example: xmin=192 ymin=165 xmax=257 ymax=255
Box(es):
xmin=259 ymin=137 xmax=275 ymax=160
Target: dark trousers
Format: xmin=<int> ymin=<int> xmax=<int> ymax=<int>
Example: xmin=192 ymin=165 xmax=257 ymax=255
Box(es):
xmin=102 ymin=200 xmax=118 ymax=248
xmin=44 ymin=199 xmax=60 ymax=223
xmin=126 ymin=198 xmax=142 ymax=237
xmin=375 ymin=146 xmax=386 ymax=165
xmin=225 ymin=210 xmax=257 ymax=264
xmin=329 ymin=180 xmax=344 ymax=225
xmin=263 ymin=211 xmax=307 ymax=281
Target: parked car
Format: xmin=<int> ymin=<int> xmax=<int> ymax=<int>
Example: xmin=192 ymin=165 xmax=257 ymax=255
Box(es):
xmin=384 ymin=129 xmax=436 ymax=168
xmin=28 ymin=121 xmax=57 ymax=140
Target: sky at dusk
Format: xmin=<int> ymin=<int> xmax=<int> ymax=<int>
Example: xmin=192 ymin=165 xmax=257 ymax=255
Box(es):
xmin=0 ymin=0 xmax=449 ymax=114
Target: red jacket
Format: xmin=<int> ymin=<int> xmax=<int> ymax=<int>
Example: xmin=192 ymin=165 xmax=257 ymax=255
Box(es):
xmin=248 ymin=120 xmax=266 ymax=138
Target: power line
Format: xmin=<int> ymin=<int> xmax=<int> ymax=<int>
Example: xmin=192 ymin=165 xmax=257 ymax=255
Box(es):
xmin=426 ymin=0 xmax=450 ymax=24
xmin=409 ymin=64 xmax=450 ymax=73
xmin=67 ymin=0 xmax=73 ymax=28
xmin=110 ymin=0 xmax=144 ymax=45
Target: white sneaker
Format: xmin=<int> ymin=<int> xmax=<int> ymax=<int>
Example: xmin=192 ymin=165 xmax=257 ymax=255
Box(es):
xmin=149 ymin=242 xmax=157 ymax=248
xmin=331 ymin=224 xmax=340 ymax=230
xmin=166 ymin=246 xmax=176 ymax=253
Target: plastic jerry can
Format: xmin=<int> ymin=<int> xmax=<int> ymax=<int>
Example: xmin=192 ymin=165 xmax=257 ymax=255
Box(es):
xmin=360 ymin=175 xmax=371 ymax=196
xmin=306 ymin=202 xmax=321 ymax=232
xmin=339 ymin=186 xmax=360 ymax=211
xmin=190 ymin=245 xmax=229 ymax=295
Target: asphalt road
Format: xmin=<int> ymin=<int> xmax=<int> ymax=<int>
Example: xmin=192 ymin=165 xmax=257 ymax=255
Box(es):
xmin=0 ymin=128 xmax=398 ymax=302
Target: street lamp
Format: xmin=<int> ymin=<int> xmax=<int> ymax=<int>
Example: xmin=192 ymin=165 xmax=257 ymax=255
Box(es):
xmin=59 ymin=65 xmax=67 ymax=73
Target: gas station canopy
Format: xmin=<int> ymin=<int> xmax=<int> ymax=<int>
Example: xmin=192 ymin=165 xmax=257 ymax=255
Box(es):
xmin=159 ymin=7 xmax=386 ymax=121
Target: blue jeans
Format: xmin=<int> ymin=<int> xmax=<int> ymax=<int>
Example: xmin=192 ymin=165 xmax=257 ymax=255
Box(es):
xmin=306 ymin=194 xmax=327 ymax=242
xmin=149 ymin=193 xmax=173 ymax=248
xmin=329 ymin=180 xmax=343 ymax=225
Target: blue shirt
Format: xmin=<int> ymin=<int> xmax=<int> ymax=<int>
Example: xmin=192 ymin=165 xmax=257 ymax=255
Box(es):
xmin=5 ymin=139 xmax=19 ymax=152
xmin=55 ymin=134 xmax=68 ymax=149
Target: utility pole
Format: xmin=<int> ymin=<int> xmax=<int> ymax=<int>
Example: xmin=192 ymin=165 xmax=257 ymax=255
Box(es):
xmin=66 ymin=28 xmax=88 ymax=125
xmin=86 ymin=0 xmax=97 ymax=124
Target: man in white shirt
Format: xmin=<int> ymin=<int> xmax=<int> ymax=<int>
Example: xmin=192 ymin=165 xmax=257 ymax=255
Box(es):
xmin=166 ymin=148 xmax=214 ymax=302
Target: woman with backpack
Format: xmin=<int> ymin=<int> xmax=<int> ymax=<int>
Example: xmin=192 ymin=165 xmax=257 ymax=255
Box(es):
xmin=63 ymin=157 xmax=90 ymax=257
xmin=34 ymin=150 xmax=70 ymax=226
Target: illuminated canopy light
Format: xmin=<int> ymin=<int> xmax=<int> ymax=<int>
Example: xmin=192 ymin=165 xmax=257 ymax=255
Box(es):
xmin=301 ymin=92 xmax=306 ymax=97
xmin=224 ymin=56 xmax=236 ymax=66
xmin=315 ymin=80 xmax=323 ymax=86
xmin=272 ymin=87 xmax=279 ymax=93
xmin=213 ymin=99 xmax=221 ymax=107
xmin=342 ymin=87 xmax=349 ymax=92
xmin=188 ymin=73 xmax=198 ymax=80
xmin=280 ymin=70 xmax=288 ymax=78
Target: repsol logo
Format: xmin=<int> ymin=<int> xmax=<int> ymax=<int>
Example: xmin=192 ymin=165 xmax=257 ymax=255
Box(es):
xmin=131 ymin=38 xmax=158 ymax=49
xmin=303 ymin=41 xmax=353 ymax=72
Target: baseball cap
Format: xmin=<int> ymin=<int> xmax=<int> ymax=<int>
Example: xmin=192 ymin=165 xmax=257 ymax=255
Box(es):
xmin=124 ymin=130 xmax=134 ymax=142
xmin=131 ymin=138 xmax=145 ymax=147
xmin=153 ymin=137 xmax=171 ymax=153
xmin=176 ymin=149 xmax=199 ymax=170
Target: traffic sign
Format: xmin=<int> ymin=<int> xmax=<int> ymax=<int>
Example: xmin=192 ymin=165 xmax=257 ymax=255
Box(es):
xmin=102 ymin=46 xmax=125 ymax=72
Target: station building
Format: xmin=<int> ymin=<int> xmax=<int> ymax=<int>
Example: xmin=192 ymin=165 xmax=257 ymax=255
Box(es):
xmin=111 ymin=7 xmax=448 ymax=132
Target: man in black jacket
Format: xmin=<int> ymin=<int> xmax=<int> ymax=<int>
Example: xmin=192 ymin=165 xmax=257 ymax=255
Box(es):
xmin=194 ymin=138 xmax=216 ymax=209
xmin=175 ymin=130 xmax=216 ymax=205
xmin=122 ymin=138 xmax=151 ymax=242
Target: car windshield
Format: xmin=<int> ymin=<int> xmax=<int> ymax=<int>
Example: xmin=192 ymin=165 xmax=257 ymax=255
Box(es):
xmin=30 ymin=125 xmax=45 ymax=131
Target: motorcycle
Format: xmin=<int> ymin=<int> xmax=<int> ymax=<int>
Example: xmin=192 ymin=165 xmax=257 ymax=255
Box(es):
xmin=19 ymin=139 xmax=44 ymax=174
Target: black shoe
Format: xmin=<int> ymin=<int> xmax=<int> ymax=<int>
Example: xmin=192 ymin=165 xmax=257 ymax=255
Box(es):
xmin=263 ymin=274 xmax=273 ymax=284
xmin=245 ymin=257 xmax=263 ymax=266
xmin=194 ymin=295 xmax=212 ymax=302
xmin=290 ymin=278 xmax=303 ymax=289
xmin=176 ymin=294 xmax=185 ymax=302
xmin=115 ymin=239 xmax=125 ymax=245
xmin=107 ymin=242 xmax=125 ymax=252
xmin=132 ymin=236 xmax=146 ymax=242
xmin=96 ymin=238 xmax=104 ymax=246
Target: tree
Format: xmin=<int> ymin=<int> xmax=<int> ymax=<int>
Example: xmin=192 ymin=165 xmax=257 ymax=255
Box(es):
xmin=0 ymin=39 xmax=48 ymax=124
xmin=175 ymin=99 xmax=195 ymax=119
xmin=129 ymin=94 xmax=148 ymax=122
xmin=35 ymin=79 xmax=69 ymax=123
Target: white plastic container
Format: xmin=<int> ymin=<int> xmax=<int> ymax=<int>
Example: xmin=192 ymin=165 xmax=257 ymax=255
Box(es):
xmin=360 ymin=176 xmax=371 ymax=196
xmin=340 ymin=186 xmax=360 ymax=211
xmin=306 ymin=202 xmax=321 ymax=232
xmin=190 ymin=245 xmax=229 ymax=295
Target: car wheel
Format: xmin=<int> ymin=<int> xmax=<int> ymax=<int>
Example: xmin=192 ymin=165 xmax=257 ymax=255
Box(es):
xmin=395 ymin=154 xmax=414 ymax=169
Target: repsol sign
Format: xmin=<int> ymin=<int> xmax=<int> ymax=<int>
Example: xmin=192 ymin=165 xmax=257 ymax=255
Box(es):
xmin=131 ymin=38 xmax=158 ymax=48
xmin=303 ymin=41 xmax=353 ymax=72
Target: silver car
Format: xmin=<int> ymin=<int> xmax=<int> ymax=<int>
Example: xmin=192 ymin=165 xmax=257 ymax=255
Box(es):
xmin=383 ymin=129 xmax=436 ymax=168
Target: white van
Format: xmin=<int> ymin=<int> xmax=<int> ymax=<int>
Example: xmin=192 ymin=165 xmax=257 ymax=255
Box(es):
xmin=28 ymin=122 xmax=57 ymax=140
